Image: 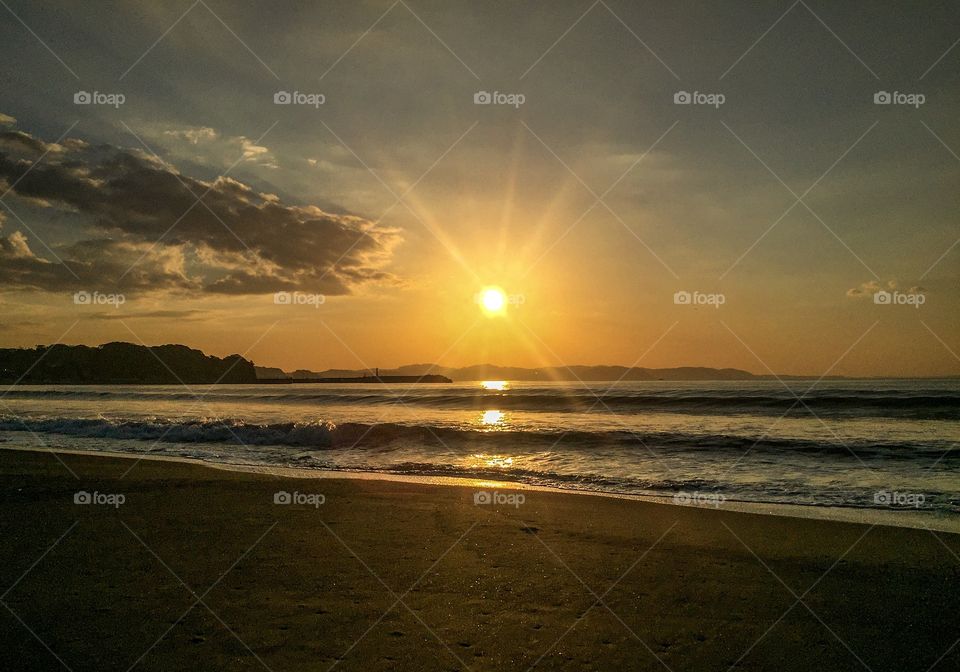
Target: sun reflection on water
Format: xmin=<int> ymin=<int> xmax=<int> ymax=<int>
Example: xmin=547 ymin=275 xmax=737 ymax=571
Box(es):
xmin=480 ymin=410 xmax=504 ymax=426
xmin=471 ymin=453 xmax=515 ymax=468
xmin=480 ymin=380 xmax=509 ymax=391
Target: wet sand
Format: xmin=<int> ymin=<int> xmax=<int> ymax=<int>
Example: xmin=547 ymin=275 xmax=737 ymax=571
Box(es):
xmin=1 ymin=448 xmax=958 ymax=671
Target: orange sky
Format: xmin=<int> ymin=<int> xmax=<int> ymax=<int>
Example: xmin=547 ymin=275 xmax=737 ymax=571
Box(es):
xmin=0 ymin=1 xmax=958 ymax=377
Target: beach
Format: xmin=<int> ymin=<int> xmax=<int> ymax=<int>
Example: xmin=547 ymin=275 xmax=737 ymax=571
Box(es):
xmin=3 ymin=0 xmax=959 ymax=669
xmin=1 ymin=448 xmax=957 ymax=671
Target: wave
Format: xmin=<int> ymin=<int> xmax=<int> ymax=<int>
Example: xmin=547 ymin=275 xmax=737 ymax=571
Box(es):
xmin=3 ymin=414 xmax=957 ymax=515
xmin=336 ymin=462 xmax=960 ymax=513
xmin=0 ymin=415 xmax=954 ymax=459
xmin=2 ymin=387 xmax=959 ymax=418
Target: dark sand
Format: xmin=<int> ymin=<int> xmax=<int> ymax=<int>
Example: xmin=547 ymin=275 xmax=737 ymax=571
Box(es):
xmin=1 ymin=449 xmax=958 ymax=671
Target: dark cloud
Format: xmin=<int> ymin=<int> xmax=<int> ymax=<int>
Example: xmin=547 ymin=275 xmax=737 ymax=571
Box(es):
xmin=0 ymin=125 xmax=399 ymax=295
xmin=0 ymin=234 xmax=193 ymax=293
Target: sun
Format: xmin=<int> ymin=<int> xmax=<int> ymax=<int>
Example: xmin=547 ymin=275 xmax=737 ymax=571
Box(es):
xmin=479 ymin=286 xmax=507 ymax=316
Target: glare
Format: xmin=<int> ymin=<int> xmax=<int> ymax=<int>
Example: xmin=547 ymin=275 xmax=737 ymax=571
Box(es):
xmin=479 ymin=286 xmax=506 ymax=315
xmin=481 ymin=380 xmax=509 ymax=391
xmin=471 ymin=454 xmax=514 ymax=468
xmin=481 ymin=410 xmax=504 ymax=425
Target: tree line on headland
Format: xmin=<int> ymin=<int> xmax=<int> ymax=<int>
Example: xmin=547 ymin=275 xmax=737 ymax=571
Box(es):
xmin=0 ymin=343 xmax=257 ymax=384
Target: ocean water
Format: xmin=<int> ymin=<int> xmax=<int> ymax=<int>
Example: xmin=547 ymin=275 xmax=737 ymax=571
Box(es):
xmin=1 ymin=379 xmax=958 ymax=515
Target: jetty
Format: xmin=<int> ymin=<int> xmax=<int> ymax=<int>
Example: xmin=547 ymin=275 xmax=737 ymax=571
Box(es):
xmin=257 ymin=371 xmax=452 ymax=384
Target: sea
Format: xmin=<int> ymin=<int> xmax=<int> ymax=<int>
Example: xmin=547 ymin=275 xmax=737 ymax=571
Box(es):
xmin=1 ymin=379 xmax=958 ymax=522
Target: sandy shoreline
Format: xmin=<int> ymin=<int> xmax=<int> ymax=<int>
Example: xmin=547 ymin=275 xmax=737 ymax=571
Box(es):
xmin=2 ymin=448 xmax=958 ymax=671
xmin=5 ymin=444 xmax=958 ymax=534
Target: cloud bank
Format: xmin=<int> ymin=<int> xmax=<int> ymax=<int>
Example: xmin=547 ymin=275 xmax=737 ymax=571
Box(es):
xmin=0 ymin=121 xmax=399 ymax=296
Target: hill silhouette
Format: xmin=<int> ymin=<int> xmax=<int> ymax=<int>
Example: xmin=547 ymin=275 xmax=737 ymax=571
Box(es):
xmin=0 ymin=343 xmax=256 ymax=384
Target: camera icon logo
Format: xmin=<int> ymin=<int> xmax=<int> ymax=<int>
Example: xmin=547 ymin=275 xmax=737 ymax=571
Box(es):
xmin=674 ymin=91 xmax=692 ymax=104
xmin=673 ymin=290 xmax=691 ymax=305
xmin=74 ymin=491 xmax=92 ymax=504
xmin=273 ymin=291 xmax=292 ymax=305
xmin=873 ymin=290 xmax=892 ymax=305
xmin=474 ymin=91 xmax=492 ymax=105
xmin=73 ymin=291 xmax=92 ymax=305
xmin=74 ymin=91 xmax=92 ymax=105
xmin=874 ymin=91 xmax=891 ymax=105
xmin=473 ymin=491 xmax=491 ymax=505
xmin=274 ymin=491 xmax=292 ymax=504
xmin=274 ymin=91 xmax=292 ymax=105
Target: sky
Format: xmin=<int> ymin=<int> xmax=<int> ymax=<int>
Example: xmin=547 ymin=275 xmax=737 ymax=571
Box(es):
xmin=0 ymin=0 xmax=958 ymax=376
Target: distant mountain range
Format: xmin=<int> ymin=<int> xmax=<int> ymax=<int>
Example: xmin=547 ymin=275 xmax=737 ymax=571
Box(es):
xmin=0 ymin=342 xmax=860 ymax=385
xmin=255 ymin=363 xmax=777 ymax=382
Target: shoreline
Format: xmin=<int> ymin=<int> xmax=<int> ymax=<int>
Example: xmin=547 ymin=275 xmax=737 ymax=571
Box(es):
xmin=5 ymin=444 xmax=958 ymax=534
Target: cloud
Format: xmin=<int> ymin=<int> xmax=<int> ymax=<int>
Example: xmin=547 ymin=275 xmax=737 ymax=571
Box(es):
xmin=846 ymin=279 xmax=895 ymax=298
xmin=158 ymin=124 xmax=277 ymax=168
xmin=163 ymin=127 xmax=218 ymax=144
xmin=0 ymin=235 xmax=195 ymax=293
xmin=0 ymin=113 xmax=15 ymax=126
xmin=0 ymin=129 xmax=62 ymax=156
xmin=846 ymin=279 xmax=926 ymax=299
xmin=0 ymin=124 xmax=400 ymax=296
